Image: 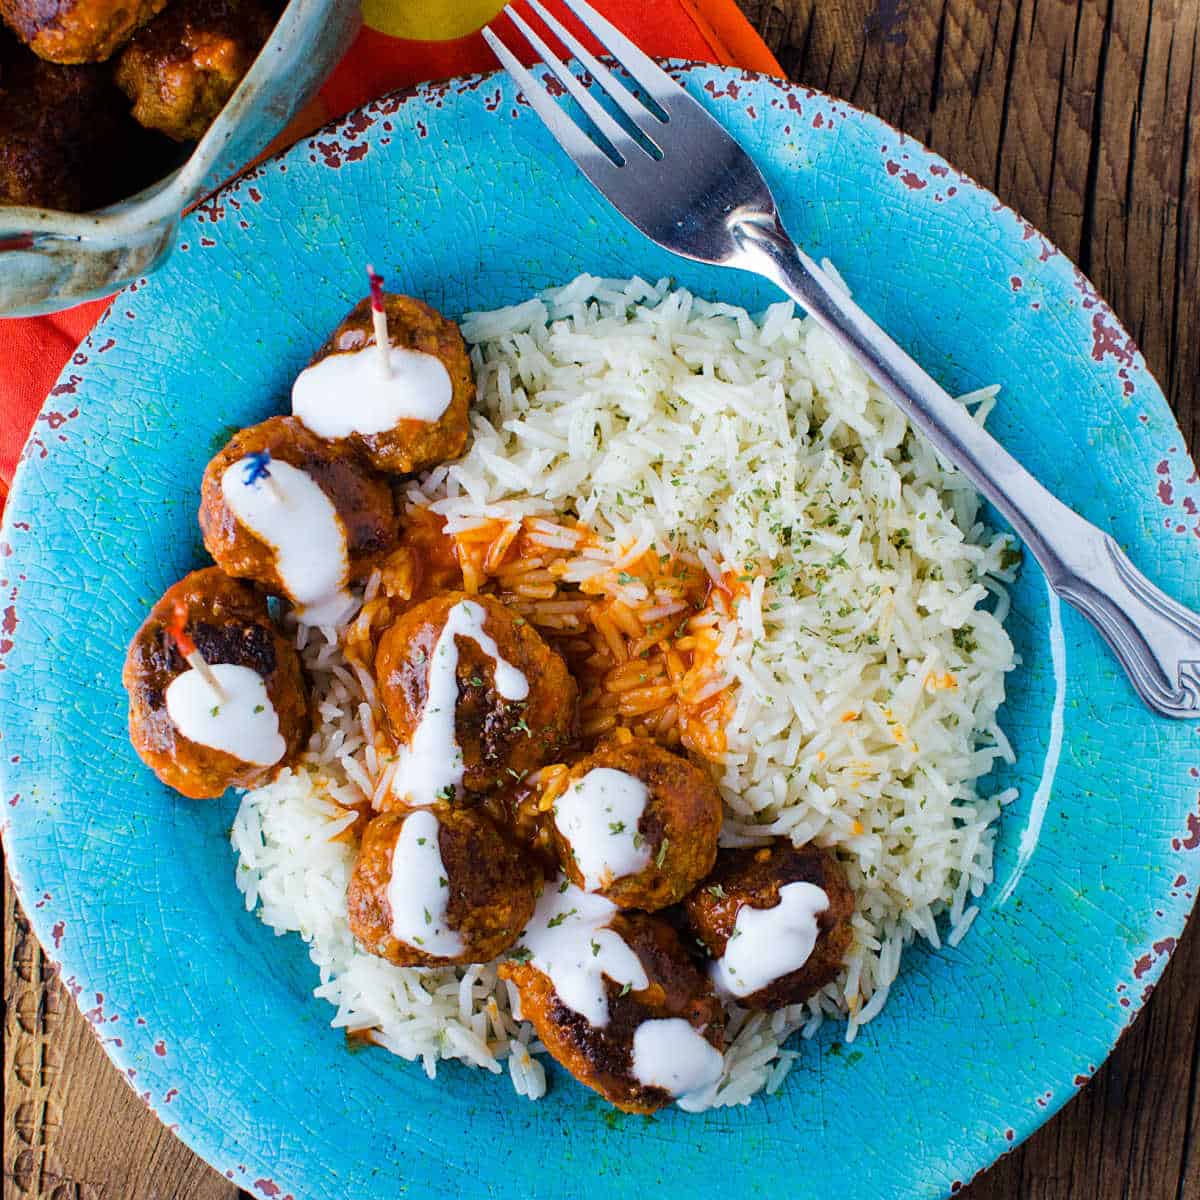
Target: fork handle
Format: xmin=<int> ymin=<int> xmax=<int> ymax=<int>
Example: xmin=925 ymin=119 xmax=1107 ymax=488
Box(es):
xmin=733 ymin=217 xmax=1200 ymax=719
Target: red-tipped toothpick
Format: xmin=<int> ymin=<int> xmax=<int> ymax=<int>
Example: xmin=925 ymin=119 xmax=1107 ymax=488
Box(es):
xmin=168 ymin=600 xmax=227 ymax=702
xmin=366 ymin=263 xmax=391 ymax=377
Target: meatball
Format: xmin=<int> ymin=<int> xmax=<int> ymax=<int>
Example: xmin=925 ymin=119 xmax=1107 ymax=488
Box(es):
xmin=199 ymin=416 xmax=397 ymax=625
xmin=1 ymin=0 xmax=166 ymax=62
xmin=114 ymin=0 xmax=279 ymax=141
xmin=0 ymin=31 xmax=173 ymax=209
xmin=347 ymin=805 xmax=538 ymax=967
xmin=551 ymin=736 xmax=722 ymax=911
xmin=501 ymin=882 xmax=725 ymax=1113
xmin=292 ymin=294 xmax=473 ymax=475
xmin=375 ymin=591 xmax=576 ymax=802
xmin=683 ymin=842 xmax=854 ymax=1010
xmin=123 ymin=567 xmax=308 ymax=799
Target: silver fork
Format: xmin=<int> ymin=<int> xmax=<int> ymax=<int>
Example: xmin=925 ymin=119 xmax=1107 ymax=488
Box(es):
xmin=483 ymin=0 xmax=1200 ymax=719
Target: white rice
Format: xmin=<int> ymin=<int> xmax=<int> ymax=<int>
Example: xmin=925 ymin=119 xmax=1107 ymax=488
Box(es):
xmin=232 ymin=274 xmax=1017 ymax=1109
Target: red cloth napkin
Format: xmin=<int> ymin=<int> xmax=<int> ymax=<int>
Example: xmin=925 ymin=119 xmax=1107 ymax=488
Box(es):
xmin=0 ymin=1 xmax=780 ymax=505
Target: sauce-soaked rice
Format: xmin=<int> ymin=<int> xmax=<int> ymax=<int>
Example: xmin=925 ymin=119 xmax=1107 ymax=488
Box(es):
xmin=342 ymin=505 xmax=739 ymax=862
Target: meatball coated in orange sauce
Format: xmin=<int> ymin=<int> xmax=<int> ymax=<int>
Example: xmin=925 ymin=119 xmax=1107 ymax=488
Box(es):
xmin=114 ymin=0 xmax=279 ymax=141
xmin=501 ymin=909 xmax=724 ymax=1114
xmin=375 ymin=591 xmax=577 ymax=799
xmin=295 ymin=294 xmax=473 ymax=475
xmin=199 ymin=415 xmax=397 ymax=611
xmin=683 ymin=842 xmax=854 ymax=1010
xmin=551 ymin=736 xmax=721 ymax=911
xmin=347 ymin=805 xmax=538 ymax=967
xmin=0 ymin=0 xmax=166 ymax=62
xmin=122 ymin=567 xmax=308 ymax=799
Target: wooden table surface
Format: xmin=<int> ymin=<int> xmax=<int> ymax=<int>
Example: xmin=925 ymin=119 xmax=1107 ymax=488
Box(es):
xmin=4 ymin=1 xmax=1198 ymax=1197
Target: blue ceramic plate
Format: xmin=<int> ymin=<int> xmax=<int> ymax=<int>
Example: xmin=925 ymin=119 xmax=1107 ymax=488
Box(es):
xmin=3 ymin=66 xmax=1198 ymax=1200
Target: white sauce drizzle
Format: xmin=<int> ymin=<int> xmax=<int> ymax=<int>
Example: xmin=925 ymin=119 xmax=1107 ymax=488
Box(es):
xmin=292 ymin=345 xmax=453 ymax=439
xmin=220 ymin=457 xmax=353 ymax=626
xmin=518 ymin=879 xmax=647 ymax=1028
xmin=386 ymin=808 xmax=463 ymax=957
xmin=711 ymin=882 xmax=830 ymax=1000
xmin=553 ymin=768 xmax=651 ymax=891
xmin=389 ymin=599 xmax=529 ymax=806
xmin=165 ymin=663 xmax=285 ymax=766
xmin=630 ymin=1018 xmax=725 ymax=1112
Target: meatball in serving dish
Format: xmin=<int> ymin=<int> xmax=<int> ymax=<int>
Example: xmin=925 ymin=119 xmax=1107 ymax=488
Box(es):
xmin=0 ymin=27 xmax=175 ymax=210
xmin=0 ymin=0 xmax=168 ymax=64
xmin=113 ymin=0 xmax=282 ymax=141
xmin=1 ymin=0 xmax=285 ymax=210
xmin=121 ymin=279 xmax=862 ymax=1116
xmin=0 ymin=0 xmax=357 ymax=316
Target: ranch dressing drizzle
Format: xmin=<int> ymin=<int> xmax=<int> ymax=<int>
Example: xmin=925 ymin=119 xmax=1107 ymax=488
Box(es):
xmin=390 ymin=599 xmax=529 ymax=806
xmin=386 ymin=809 xmax=463 ymax=957
xmin=630 ymin=1018 xmax=725 ymax=1112
xmin=518 ymin=879 xmax=647 ymax=1028
xmin=220 ymin=457 xmax=353 ymax=626
xmin=165 ymin=664 xmax=286 ymax=766
xmin=711 ymin=882 xmax=830 ymax=1000
xmin=292 ymin=346 xmax=453 ymax=439
xmin=553 ymin=768 xmax=651 ymax=891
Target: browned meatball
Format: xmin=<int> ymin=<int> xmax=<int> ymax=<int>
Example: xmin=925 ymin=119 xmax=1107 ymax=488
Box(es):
xmin=375 ymin=591 xmax=576 ymax=800
xmin=114 ymin=0 xmax=278 ymax=141
xmin=347 ymin=805 xmax=538 ymax=967
xmin=551 ymin=736 xmax=722 ymax=912
xmin=683 ymin=842 xmax=854 ymax=1010
xmin=122 ymin=567 xmax=308 ymax=799
xmin=199 ymin=416 xmax=397 ymax=621
xmin=292 ymin=294 xmax=473 ymax=475
xmin=0 ymin=30 xmax=173 ymax=209
xmin=501 ymin=902 xmax=724 ymax=1113
xmin=1 ymin=0 xmax=166 ymax=62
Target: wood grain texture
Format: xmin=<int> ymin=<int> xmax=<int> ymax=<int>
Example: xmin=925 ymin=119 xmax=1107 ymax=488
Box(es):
xmin=3 ymin=869 xmax=239 ymax=1200
xmin=3 ymin=2 xmax=1198 ymax=1198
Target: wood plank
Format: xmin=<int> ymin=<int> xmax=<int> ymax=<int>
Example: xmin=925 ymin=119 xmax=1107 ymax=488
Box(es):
xmin=3 ymin=868 xmax=236 ymax=1200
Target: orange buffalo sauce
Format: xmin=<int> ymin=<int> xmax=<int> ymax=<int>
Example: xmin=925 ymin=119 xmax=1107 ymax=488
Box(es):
xmin=344 ymin=507 xmax=739 ymax=835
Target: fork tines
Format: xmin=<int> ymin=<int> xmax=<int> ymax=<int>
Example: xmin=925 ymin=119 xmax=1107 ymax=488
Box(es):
xmin=482 ymin=0 xmax=675 ymax=167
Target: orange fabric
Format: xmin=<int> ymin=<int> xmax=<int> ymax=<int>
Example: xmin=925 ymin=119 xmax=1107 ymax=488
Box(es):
xmin=0 ymin=1 xmax=781 ymax=504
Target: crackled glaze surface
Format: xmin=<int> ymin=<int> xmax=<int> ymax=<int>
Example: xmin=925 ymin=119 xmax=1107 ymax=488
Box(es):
xmin=1 ymin=66 xmax=1198 ymax=1200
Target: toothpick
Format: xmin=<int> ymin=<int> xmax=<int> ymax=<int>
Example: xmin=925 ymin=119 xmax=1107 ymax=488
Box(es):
xmin=366 ymin=263 xmax=391 ymax=377
xmin=242 ymin=450 xmax=286 ymax=504
xmin=168 ymin=600 xmax=227 ymax=702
